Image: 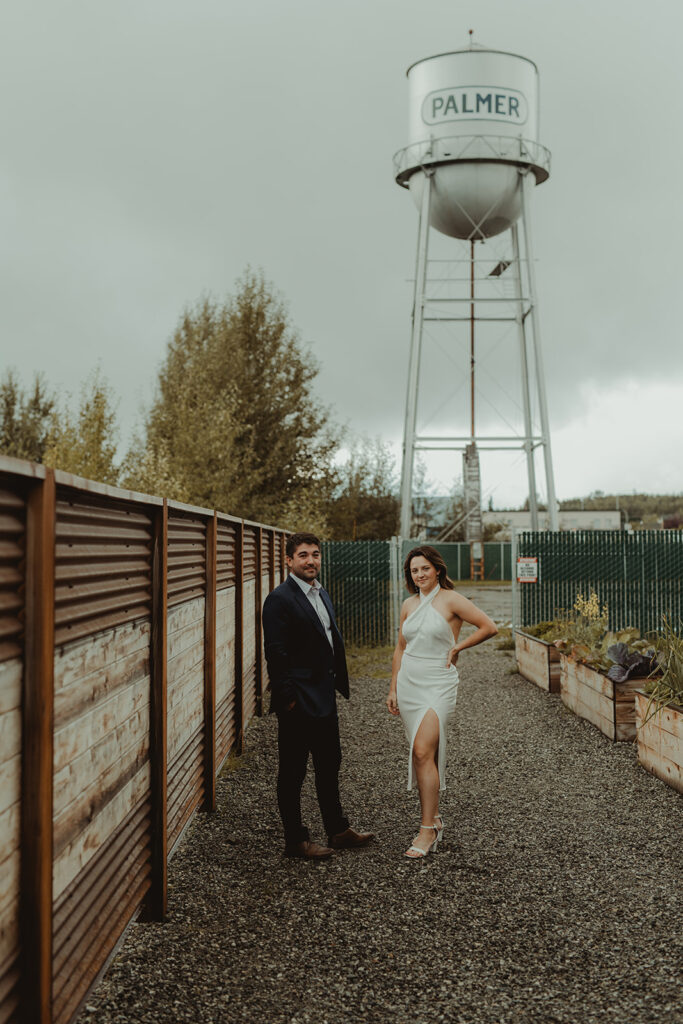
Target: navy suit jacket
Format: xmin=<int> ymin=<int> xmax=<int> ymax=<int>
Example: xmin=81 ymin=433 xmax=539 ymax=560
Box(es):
xmin=262 ymin=574 xmax=350 ymax=715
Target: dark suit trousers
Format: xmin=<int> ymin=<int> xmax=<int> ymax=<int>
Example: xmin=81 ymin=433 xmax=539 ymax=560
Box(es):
xmin=276 ymin=707 xmax=349 ymax=845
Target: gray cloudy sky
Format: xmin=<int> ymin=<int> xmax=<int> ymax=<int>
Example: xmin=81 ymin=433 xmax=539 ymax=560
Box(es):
xmin=2 ymin=0 xmax=682 ymax=507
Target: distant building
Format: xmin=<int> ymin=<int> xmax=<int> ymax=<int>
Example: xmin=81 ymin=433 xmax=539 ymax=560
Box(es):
xmin=410 ymin=500 xmax=622 ymax=541
xmin=482 ymin=509 xmax=621 ymax=539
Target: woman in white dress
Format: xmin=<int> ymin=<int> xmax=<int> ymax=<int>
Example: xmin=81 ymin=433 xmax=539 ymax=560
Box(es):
xmin=386 ymin=546 xmax=498 ymax=858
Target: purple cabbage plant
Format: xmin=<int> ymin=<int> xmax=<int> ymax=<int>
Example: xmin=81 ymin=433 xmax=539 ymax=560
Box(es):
xmin=606 ymin=642 xmax=658 ymax=683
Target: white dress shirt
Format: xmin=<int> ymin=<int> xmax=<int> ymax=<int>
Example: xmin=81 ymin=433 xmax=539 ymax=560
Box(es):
xmin=290 ymin=573 xmax=334 ymax=648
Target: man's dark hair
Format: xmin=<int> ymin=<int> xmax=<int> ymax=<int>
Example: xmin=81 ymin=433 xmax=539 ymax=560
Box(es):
xmin=286 ymin=532 xmax=321 ymax=558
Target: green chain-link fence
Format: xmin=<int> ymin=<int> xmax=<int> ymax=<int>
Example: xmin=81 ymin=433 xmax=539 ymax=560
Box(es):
xmin=400 ymin=541 xmax=511 ymax=581
xmin=322 ymin=539 xmax=514 ymax=645
xmin=515 ymin=530 xmax=683 ymax=633
xmin=320 ymin=541 xmax=396 ymax=646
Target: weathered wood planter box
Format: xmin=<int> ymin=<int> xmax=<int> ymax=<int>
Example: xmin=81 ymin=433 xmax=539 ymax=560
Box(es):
xmin=514 ymin=630 xmax=561 ymax=693
xmin=635 ymin=692 xmax=683 ymax=794
xmin=560 ymin=654 xmax=647 ymax=742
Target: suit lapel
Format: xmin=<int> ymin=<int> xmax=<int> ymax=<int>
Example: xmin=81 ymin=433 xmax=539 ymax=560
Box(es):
xmin=286 ymin=574 xmax=329 ymax=644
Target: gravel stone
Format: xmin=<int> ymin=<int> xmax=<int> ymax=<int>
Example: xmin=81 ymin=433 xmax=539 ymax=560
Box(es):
xmin=77 ymin=643 xmax=683 ymax=1024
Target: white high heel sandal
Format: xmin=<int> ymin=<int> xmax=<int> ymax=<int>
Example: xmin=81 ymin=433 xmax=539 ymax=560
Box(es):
xmin=405 ymin=825 xmax=438 ymax=859
xmin=433 ymin=813 xmax=445 ymax=847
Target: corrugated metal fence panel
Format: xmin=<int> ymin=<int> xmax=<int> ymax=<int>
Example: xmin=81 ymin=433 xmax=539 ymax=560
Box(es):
xmin=517 ymin=530 xmax=683 ymax=633
xmin=242 ymin=578 xmax=257 ymax=725
xmin=0 ymin=455 xmax=294 ymax=1024
xmin=321 ymin=541 xmax=392 ymax=646
xmin=167 ymin=514 xmax=206 ymax=608
xmin=216 ymin=518 xmax=237 ymax=590
xmin=0 ymin=485 xmax=25 ymax=663
xmin=243 ymin=525 xmax=257 ymax=580
xmin=52 ymin=619 xmax=152 ymax=1024
xmin=54 ymin=493 xmax=153 ymax=646
xmin=0 ymin=482 xmax=25 ymax=1024
xmin=166 ymin=596 xmax=205 ymax=850
xmin=52 ymin=796 xmax=150 ymax=1024
xmin=260 ymin=529 xmax=271 ymax=573
xmin=215 ymin=586 xmax=236 ymax=768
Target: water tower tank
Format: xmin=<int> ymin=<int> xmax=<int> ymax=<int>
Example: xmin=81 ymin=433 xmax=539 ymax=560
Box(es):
xmin=394 ymin=47 xmax=551 ymax=239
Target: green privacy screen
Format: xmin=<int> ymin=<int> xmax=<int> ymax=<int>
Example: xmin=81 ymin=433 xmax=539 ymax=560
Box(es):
xmin=516 ymin=530 xmax=683 ymax=633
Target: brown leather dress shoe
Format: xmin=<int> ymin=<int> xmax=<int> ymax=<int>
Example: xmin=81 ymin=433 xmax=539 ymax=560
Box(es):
xmin=328 ymin=827 xmax=374 ymax=849
xmin=284 ymin=840 xmax=334 ymax=859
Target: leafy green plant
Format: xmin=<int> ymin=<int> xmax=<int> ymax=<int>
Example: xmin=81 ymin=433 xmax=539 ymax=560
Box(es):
xmin=552 ymin=590 xmax=609 ymax=659
xmin=643 ymin=617 xmax=683 ymax=718
xmin=567 ymin=630 xmax=636 ymax=672
xmin=548 ymin=591 xmax=653 ymax=674
xmin=521 ymin=620 xmax=559 ymax=641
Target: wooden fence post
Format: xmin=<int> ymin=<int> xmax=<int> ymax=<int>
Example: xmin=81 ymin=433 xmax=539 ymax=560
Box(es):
xmin=234 ymin=522 xmax=244 ymax=756
xmin=20 ymin=469 xmax=55 ymax=1024
xmin=203 ymin=512 xmax=217 ymax=810
xmin=254 ymin=527 xmax=263 ymax=717
xmin=145 ymin=500 xmax=167 ymax=920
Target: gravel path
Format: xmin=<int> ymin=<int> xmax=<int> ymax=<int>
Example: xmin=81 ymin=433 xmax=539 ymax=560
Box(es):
xmin=80 ymin=643 xmax=682 ymax=1024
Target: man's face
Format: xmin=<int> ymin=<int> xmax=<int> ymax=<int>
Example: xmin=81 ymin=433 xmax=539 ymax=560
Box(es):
xmin=287 ymin=543 xmax=321 ymax=582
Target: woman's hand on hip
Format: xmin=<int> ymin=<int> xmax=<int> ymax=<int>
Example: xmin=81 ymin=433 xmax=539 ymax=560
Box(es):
xmin=446 ymin=646 xmax=459 ymax=668
xmin=386 ymin=689 xmax=399 ymax=715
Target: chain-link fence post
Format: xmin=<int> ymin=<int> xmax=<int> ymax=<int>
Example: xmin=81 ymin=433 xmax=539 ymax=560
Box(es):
xmin=511 ymin=527 xmax=518 ymax=631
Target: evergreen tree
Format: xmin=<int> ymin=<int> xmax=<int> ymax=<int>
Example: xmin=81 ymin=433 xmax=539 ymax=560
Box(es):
xmin=44 ymin=368 xmax=120 ymax=485
xmin=0 ymin=370 xmax=55 ymax=462
xmin=123 ymin=270 xmax=337 ymax=527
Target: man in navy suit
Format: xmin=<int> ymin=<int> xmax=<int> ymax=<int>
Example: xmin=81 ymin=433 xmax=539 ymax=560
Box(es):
xmin=262 ymin=532 xmax=373 ymax=858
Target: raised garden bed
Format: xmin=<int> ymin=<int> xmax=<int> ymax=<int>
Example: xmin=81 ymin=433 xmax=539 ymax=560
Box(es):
xmin=635 ymin=692 xmax=683 ymax=794
xmin=560 ymin=654 xmax=648 ymax=742
xmin=514 ymin=630 xmax=561 ymax=693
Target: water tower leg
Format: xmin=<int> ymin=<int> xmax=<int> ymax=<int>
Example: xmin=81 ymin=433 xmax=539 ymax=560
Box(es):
xmin=399 ymin=170 xmax=432 ymax=538
xmin=520 ymin=170 xmax=559 ymax=531
xmin=511 ymin=223 xmax=539 ymax=530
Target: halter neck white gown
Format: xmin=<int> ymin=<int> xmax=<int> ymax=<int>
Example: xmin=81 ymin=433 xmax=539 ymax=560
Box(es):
xmin=397 ymin=585 xmax=459 ymax=791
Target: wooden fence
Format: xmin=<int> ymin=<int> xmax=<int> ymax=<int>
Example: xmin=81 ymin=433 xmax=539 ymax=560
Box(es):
xmin=0 ymin=455 xmax=287 ymax=1024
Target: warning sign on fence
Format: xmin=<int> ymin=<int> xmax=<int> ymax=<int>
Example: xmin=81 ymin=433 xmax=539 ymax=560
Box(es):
xmin=516 ymin=557 xmax=538 ymax=583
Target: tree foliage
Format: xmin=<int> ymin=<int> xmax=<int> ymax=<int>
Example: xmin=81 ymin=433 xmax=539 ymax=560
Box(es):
xmin=326 ymin=437 xmax=399 ymax=540
xmin=123 ymin=270 xmax=337 ymax=527
xmin=43 ymin=368 xmax=120 ymax=485
xmin=0 ymin=370 xmax=55 ymax=462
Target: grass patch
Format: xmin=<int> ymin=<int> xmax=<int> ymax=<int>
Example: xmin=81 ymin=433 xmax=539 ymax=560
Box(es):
xmin=346 ymin=645 xmax=394 ymax=678
xmin=494 ymin=624 xmax=516 ymax=650
xmin=220 ymin=750 xmax=251 ymax=775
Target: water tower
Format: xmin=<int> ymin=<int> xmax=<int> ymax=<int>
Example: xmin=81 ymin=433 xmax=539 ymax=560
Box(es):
xmin=394 ymin=43 xmax=558 ymax=548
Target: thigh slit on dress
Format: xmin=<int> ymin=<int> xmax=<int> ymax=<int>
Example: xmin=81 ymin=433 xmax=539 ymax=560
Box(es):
xmin=397 ymin=586 xmax=459 ymax=792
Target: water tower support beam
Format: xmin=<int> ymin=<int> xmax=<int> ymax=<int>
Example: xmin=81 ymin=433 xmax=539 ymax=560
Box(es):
xmin=520 ymin=170 xmax=559 ymax=531
xmin=400 ymin=171 xmax=432 ymax=538
xmin=511 ymin=222 xmax=539 ymax=530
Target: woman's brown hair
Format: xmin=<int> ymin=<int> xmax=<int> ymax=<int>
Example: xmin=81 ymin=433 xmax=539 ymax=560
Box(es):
xmin=403 ymin=545 xmax=455 ymax=594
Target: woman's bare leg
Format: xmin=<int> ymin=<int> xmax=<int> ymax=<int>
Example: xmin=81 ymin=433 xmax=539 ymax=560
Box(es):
xmin=406 ymin=709 xmax=440 ymax=857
